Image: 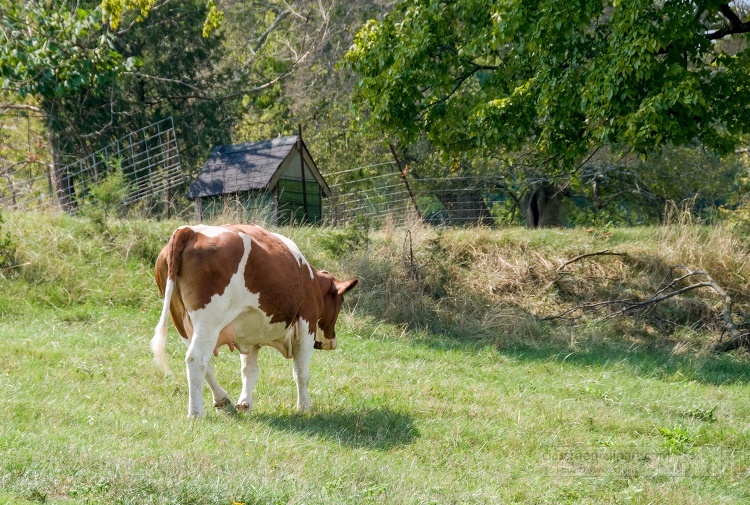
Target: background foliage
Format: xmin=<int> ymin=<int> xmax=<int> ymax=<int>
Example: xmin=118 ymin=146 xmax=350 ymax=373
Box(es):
xmin=1 ymin=0 xmax=750 ymax=225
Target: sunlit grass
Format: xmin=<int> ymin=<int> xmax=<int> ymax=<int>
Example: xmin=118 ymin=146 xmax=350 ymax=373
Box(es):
xmin=1 ymin=211 xmax=749 ymax=503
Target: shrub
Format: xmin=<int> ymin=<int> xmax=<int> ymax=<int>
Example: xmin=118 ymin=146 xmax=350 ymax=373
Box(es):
xmin=320 ymin=216 xmax=371 ymax=257
xmin=0 ymin=210 xmax=17 ymax=271
xmin=83 ymin=164 xmax=128 ymax=218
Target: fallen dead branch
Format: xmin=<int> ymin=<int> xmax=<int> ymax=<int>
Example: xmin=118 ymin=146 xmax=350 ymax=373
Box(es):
xmin=557 ymin=249 xmax=628 ymax=271
xmin=544 ymin=260 xmax=750 ymax=353
xmin=542 ymin=249 xmax=628 ymax=292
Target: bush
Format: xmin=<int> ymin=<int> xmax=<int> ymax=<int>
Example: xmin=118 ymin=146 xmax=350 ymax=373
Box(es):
xmin=0 ymin=210 xmax=17 ymax=271
xmin=83 ymin=166 xmax=128 ymax=218
xmin=320 ymin=216 xmax=371 ymax=257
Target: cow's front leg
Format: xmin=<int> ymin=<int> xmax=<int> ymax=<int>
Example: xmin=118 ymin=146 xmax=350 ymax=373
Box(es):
xmin=237 ymin=347 xmax=260 ymax=412
xmin=293 ymin=321 xmax=315 ymax=411
xmin=184 ymin=331 xmax=217 ymax=418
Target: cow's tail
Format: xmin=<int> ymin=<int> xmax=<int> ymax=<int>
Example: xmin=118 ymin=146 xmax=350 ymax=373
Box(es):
xmin=151 ymin=227 xmax=192 ymax=376
xmin=151 ymin=277 xmax=174 ymax=375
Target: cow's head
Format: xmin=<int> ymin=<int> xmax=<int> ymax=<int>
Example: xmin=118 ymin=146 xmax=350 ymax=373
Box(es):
xmin=315 ymin=272 xmax=358 ymax=350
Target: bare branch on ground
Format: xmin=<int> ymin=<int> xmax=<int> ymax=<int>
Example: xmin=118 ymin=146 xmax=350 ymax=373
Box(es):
xmin=543 ymin=256 xmax=749 ymax=353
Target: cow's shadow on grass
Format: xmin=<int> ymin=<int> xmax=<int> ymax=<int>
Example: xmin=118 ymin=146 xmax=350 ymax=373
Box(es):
xmin=252 ymin=407 xmax=419 ymax=450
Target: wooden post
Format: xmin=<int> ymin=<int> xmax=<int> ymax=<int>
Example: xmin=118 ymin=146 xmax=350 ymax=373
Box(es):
xmin=389 ymin=142 xmax=423 ymax=220
xmin=166 ymin=172 xmax=172 ymax=219
xmin=49 ymin=128 xmax=75 ymax=212
xmin=298 ymin=124 xmax=309 ymax=222
xmin=165 ymin=128 xmax=173 ymax=219
xmin=195 ymin=197 xmax=202 ymax=222
xmin=8 ymin=179 xmax=16 ymax=207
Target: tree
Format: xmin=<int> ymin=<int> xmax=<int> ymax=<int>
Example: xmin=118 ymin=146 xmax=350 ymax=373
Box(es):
xmin=232 ymin=1 xmax=394 ymax=173
xmin=0 ymin=3 xmax=135 ymax=209
xmin=344 ymin=1 xmax=750 ymax=224
xmin=1 ymin=0 xmax=330 ymax=212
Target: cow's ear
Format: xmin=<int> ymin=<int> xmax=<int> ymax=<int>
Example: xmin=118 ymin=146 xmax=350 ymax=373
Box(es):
xmin=335 ymin=279 xmax=358 ymax=295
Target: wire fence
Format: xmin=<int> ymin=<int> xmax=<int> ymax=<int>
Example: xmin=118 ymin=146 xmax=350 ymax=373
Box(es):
xmin=325 ymin=163 xmax=508 ymax=226
xmin=0 ymin=118 xmax=185 ymax=217
xmin=1 ymin=119 xmax=512 ymax=226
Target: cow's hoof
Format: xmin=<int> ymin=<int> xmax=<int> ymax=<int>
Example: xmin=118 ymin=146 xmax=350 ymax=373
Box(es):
xmin=186 ymin=412 xmax=204 ymax=419
xmin=236 ymin=402 xmax=251 ymax=412
xmin=214 ymin=397 xmax=235 ymax=414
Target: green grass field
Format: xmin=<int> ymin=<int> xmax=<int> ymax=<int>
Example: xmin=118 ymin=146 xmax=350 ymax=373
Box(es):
xmin=1 ymin=212 xmax=749 ymax=504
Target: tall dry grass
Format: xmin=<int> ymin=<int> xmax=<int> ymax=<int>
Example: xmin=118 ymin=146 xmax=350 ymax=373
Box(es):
xmin=338 ymin=216 xmax=750 ymax=353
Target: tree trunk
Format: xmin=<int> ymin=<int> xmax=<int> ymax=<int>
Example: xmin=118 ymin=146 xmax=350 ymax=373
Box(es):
xmin=521 ymin=183 xmax=563 ymax=227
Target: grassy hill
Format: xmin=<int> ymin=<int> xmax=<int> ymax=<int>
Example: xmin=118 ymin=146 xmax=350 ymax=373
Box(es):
xmin=1 ymin=211 xmax=749 ymax=504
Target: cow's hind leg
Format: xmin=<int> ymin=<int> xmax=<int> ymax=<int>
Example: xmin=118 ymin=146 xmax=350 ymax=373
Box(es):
xmin=181 ymin=335 xmax=232 ymax=415
xmin=237 ymin=347 xmax=260 ymax=412
xmin=184 ymin=329 xmax=220 ymax=418
xmin=292 ymin=320 xmax=315 ymax=411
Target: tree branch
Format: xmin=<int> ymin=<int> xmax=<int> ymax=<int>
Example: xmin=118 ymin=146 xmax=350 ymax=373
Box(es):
xmin=706 ymin=21 xmax=750 ymax=40
xmin=557 ymin=249 xmax=627 ymax=272
xmin=416 ymin=70 xmax=479 ymax=122
xmin=0 ymin=103 xmax=45 ymax=114
xmin=719 ymin=3 xmax=743 ymax=29
xmin=246 ymin=9 xmax=292 ymax=61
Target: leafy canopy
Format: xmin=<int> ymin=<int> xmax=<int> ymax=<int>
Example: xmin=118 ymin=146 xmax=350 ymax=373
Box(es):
xmin=0 ymin=3 xmax=135 ymax=101
xmin=345 ymin=1 xmax=750 ymax=167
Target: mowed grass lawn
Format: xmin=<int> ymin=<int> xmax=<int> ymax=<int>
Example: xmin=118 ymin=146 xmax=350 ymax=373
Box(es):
xmin=1 ymin=305 xmax=749 ymax=504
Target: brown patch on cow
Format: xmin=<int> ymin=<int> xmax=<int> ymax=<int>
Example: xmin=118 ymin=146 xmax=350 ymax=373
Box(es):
xmin=177 ymin=230 xmax=245 ymax=311
xmin=227 ymin=225 xmax=315 ymax=328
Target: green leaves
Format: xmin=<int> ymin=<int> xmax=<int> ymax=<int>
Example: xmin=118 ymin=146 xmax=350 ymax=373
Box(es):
xmin=202 ymin=0 xmax=225 ymax=37
xmin=345 ymin=0 xmax=750 ymax=166
xmin=100 ymin=0 xmax=156 ymax=29
xmin=0 ymin=4 xmax=125 ymax=100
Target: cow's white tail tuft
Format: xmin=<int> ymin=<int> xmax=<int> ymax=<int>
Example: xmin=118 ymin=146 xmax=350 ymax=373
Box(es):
xmin=151 ymin=278 xmax=174 ymax=376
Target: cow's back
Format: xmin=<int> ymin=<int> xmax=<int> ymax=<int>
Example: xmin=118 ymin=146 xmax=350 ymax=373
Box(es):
xmin=160 ymin=224 xmax=319 ymax=329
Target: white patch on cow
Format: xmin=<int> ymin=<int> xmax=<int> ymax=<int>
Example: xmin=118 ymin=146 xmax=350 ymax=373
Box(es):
xmin=187 ymin=224 xmax=231 ymax=238
xmin=228 ymin=311 xmax=296 ymax=356
xmin=272 ymin=232 xmax=314 ymax=279
xmin=183 ymin=231 xmax=254 ymax=416
xmin=188 ymin=232 xmax=254 ymax=331
xmin=315 ymin=326 xmax=337 ymax=350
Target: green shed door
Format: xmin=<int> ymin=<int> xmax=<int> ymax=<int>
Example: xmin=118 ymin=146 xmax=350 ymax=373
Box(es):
xmin=277 ymin=179 xmax=322 ymax=223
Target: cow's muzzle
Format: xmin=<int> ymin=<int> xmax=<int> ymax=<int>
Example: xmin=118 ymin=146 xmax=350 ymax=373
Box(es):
xmin=313 ymin=337 xmax=337 ymax=350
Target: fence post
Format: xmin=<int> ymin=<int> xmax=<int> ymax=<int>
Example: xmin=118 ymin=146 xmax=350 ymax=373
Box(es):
xmin=195 ymin=197 xmax=203 ymax=222
xmin=298 ymin=125 xmax=309 ymax=222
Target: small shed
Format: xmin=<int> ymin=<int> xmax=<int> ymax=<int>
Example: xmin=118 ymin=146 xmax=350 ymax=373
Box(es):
xmin=188 ymin=134 xmax=331 ymax=223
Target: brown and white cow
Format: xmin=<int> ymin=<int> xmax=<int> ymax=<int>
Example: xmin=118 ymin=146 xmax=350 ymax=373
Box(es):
xmin=151 ymin=224 xmax=357 ymax=417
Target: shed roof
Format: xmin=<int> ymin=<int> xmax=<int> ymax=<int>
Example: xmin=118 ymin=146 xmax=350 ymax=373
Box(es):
xmin=189 ymin=136 xmax=324 ymax=199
